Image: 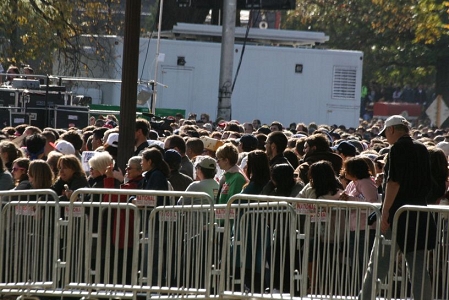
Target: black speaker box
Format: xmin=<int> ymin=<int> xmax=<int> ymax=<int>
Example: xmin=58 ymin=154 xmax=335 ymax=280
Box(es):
xmin=54 ymin=106 xmax=89 ymax=129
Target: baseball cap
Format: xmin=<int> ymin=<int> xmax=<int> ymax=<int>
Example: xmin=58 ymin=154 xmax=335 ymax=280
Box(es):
xmin=55 ymin=140 xmax=76 ymax=155
xmin=347 ymin=139 xmax=364 ymax=153
xmin=105 ymin=133 xmax=119 ymax=148
xmin=164 ymin=149 xmax=181 ymax=164
xmin=379 ymin=115 xmax=410 ymax=137
xmin=331 ymin=141 xmax=357 ymax=157
xmin=236 ymin=134 xmax=258 ymax=151
xmin=195 ymin=156 xmax=217 ymax=170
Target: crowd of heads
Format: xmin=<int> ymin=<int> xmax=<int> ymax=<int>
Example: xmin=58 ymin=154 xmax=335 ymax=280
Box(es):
xmin=0 ymin=111 xmax=447 ymax=204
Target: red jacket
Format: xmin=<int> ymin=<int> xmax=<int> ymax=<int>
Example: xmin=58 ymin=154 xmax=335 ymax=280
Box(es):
xmin=103 ymin=176 xmax=143 ymax=248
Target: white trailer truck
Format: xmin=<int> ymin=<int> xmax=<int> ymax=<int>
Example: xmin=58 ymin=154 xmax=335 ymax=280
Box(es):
xmin=59 ymin=23 xmax=363 ymax=127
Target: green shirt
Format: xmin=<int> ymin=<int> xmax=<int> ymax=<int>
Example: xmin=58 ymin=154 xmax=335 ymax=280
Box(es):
xmin=218 ymin=170 xmax=247 ymax=204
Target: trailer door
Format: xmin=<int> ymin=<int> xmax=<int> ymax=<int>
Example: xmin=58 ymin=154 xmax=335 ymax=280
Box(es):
xmin=326 ymin=104 xmax=359 ymax=127
xmin=159 ymin=66 xmax=194 ymax=112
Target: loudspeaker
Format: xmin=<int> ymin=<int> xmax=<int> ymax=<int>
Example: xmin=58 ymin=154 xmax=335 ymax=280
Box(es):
xmin=23 ymin=90 xmax=65 ymax=107
xmin=0 ymin=88 xmax=19 ymax=107
xmin=10 ymin=113 xmax=30 ymax=127
xmin=54 ymin=106 xmax=89 ymax=129
xmin=0 ymin=109 xmax=32 ymax=128
xmin=21 ymin=107 xmax=48 ymax=129
xmin=0 ymin=108 xmax=10 ymax=128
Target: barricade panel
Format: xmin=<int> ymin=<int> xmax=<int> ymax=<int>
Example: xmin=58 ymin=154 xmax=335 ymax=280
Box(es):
xmin=219 ymin=194 xmax=382 ymax=299
xmin=0 ymin=190 xmax=60 ymax=296
xmin=63 ymin=188 xmax=214 ymax=298
xmin=387 ymin=205 xmax=449 ymax=300
xmin=9 ymin=189 xmax=448 ymax=300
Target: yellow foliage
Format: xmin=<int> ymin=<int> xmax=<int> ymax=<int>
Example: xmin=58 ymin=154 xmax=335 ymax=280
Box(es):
xmin=21 ymin=34 xmax=29 ymax=44
xmin=17 ymin=16 xmax=28 ymax=25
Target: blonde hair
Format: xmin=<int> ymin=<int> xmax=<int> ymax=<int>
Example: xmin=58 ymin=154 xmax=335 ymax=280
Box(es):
xmin=89 ymin=152 xmax=113 ymax=173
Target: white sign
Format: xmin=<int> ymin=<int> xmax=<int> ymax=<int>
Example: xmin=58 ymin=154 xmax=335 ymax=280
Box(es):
xmin=81 ymin=151 xmax=97 ymax=172
xmin=426 ymin=96 xmax=449 ymax=127
xmin=15 ymin=205 xmax=36 ymax=216
xmin=160 ymin=211 xmax=177 ymax=222
xmin=135 ymin=195 xmax=156 ymax=207
xmin=215 ymin=208 xmax=235 ymax=220
xmin=295 ymin=203 xmax=328 ymax=222
xmin=64 ymin=206 xmax=85 ymax=217
xmin=295 ymin=203 xmax=317 ymax=214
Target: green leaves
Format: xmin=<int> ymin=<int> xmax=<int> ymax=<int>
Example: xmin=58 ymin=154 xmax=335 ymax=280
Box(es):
xmin=284 ymin=0 xmax=449 ymax=86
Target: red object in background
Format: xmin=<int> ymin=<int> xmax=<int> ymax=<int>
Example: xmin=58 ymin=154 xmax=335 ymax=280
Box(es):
xmin=373 ymin=102 xmax=421 ymax=118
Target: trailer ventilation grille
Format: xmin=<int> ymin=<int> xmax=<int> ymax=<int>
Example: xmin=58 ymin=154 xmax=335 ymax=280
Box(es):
xmin=332 ymin=66 xmax=357 ymax=99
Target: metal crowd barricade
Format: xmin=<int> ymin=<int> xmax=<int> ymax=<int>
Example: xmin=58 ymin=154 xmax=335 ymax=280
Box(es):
xmin=218 ymin=194 xmax=382 ymax=299
xmin=387 ymin=204 xmax=449 ymax=300
xmin=0 ymin=190 xmax=60 ymax=298
xmin=62 ymin=188 xmax=214 ymax=299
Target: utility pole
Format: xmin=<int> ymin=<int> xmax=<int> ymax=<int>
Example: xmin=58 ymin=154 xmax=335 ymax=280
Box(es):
xmin=117 ymin=0 xmax=141 ymax=172
xmin=217 ymin=0 xmax=237 ymax=121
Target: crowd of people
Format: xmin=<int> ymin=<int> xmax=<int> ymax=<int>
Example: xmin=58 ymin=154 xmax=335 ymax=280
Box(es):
xmin=0 ymin=112 xmax=446 ymax=298
xmin=361 ymin=81 xmax=435 ymax=121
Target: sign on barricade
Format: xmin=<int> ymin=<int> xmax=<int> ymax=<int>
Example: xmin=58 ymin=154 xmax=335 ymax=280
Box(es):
xmin=215 ymin=207 xmax=235 ymax=219
xmin=135 ymin=194 xmax=156 ymax=207
xmin=295 ymin=202 xmax=328 ymax=222
xmin=64 ymin=205 xmax=85 ymax=217
xmin=15 ymin=204 xmax=37 ymax=216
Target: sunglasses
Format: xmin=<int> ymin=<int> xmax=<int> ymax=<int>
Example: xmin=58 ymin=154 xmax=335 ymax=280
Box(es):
xmin=12 ymin=167 xmax=25 ymax=172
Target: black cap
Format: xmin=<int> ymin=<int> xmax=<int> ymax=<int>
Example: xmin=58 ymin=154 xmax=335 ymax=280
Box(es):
xmin=331 ymin=141 xmax=356 ymax=156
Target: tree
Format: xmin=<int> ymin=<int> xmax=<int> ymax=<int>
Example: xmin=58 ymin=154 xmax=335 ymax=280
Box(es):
xmin=0 ymin=0 xmax=209 ymax=77
xmin=283 ymin=0 xmax=449 ymax=93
